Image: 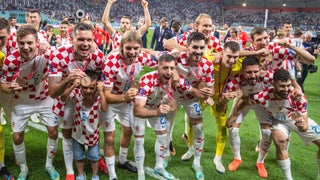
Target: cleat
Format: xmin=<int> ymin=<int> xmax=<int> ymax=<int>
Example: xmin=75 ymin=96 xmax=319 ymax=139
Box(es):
xmin=99 ymin=157 xmax=108 ymax=174
xmin=75 ymin=173 xmax=86 ymax=180
xmin=228 ymin=159 xmax=242 ymax=171
xmin=0 ymin=167 xmax=14 ymax=180
xmin=163 ymin=156 xmax=171 ymax=168
xmin=92 ymin=175 xmax=99 ymax=180
xmin=181 ymin=149 xmax=194 ymax=161
xmin=17 ymin=170 xmax=28 ymax=180
xmin=169 ymin=141 xmax=176 ymax=156
xmin=192 ymin=164 xmax=204 ymax=180
xmin=46 ymin=166 xmax=60 ymax=180
xmin=66 ymin=174 xmax=75 ymax=180
xmin=256 ymin=163 xmax=268 ymax=178
xmin=117 ymin=161 xmax=137 ymax=173
xmin=154 ymin=167 xmax=175 ymax=180
xmin=213 ymin=158 xmax=225 ymax=174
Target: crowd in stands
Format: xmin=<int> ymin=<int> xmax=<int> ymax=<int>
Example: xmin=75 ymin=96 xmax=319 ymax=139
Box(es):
xmin=2 ymin=0 xmax=320 ymax=31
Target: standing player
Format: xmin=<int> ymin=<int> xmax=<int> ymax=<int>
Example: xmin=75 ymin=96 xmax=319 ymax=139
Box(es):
xmin=101 ymin=30 xmax=157 ymax=180
xmin=223 ymin=56 xmax=273 ymax=178
xmin=0 ymin=25 xmax=60 ymax=180
xmin=102 ymin=0 xmax=151 ymax=50
xmin=0 ymin=17 xmax=14 ymax=180
xmin=48 ymin=23 xmax=105 ymax=180
xmin=235 ymin=69 xmax=320 ymax=180
xmin=55 ymin=20 xmax=72 ymax=47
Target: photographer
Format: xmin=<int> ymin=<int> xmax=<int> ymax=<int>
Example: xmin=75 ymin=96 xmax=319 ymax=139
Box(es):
xmin=298 ymin=31 xmax=318 ymax=92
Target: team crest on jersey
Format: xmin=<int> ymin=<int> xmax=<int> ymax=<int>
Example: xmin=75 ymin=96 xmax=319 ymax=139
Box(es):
xmin=49 ymin=64 xmax=54 ymax=73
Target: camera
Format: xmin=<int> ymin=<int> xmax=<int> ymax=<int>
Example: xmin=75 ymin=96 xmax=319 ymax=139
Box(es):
xmin=309 ymin=64 xmax=318 ymax=73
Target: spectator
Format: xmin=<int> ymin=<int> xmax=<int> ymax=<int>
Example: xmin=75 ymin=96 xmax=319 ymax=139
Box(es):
xmin=150 ymin=17 xmax=170 ymax=51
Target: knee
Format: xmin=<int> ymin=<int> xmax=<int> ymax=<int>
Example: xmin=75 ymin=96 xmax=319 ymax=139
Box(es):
xmin=13 ymin=133 xmax=24 ymax=145
xmin=122 ymin=126 xmax=133 ymax=137
xmin=48 ymin=128 xmax=59 ymax=139
xmin=104 ymin=132 xmax=115 ymax=145
xmin=62 ymin=129 xmax=72 ymax=139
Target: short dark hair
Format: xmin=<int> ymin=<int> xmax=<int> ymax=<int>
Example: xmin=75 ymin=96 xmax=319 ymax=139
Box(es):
xmin=224 ymin=41 xmax=240 ymax=52
xmin=60 ymin=20 xmax=69 ymax=26
xmin=187 ymin=32 xmax=205 ymax=46
xmin=159 ymin=54 xmax=176 ymax=64
xmin=46 ymin=25 xmax=54 ymax=31
xmin=30 ymin=9 xmax=41 ymax=16
xmin=250 ymin=27 xmax=267 ymax=41
xmin=242 ymin=56 xmax=260 ymax=70
xmin=9 ymin=16 xmax=16 ymax=21
xmin=273 ymin=69 xmax=291 ymax=82
xmin=73 ymin=23 xmax=94 ymax=37
xmin=0 ymin=17 xmax=10 ymax=33
xmin=282 ymin=19 xmax=292 ymax=26
xmin=85 ymin=69 xmax=99 ymax=82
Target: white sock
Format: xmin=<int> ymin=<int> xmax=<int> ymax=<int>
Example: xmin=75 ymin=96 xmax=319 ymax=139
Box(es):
xmin=118 ymin=147 xmax=128 ymax=164
xmin=46 ymin=137 xmax=58 ymax=168
xmin=62 ymin=137 xmax=74 ymax=174
xmin=214 ymin=155 xmax=222 ymax=162
xmin=184 ymin=113 xmax=188 ymax=134
xmin=317 ymin=159 xmax=320 ymax=180
xmin=134 ymin=137 xmax=145 ymax=176
xmin=105 ymin=156 xmax=117 ymax=179
xmin=229 ymin=128 xmax=241 ymax=160
xmin=277 ymin=159 xmax=292 ymax=180
xmin=193 ymin=124 xmax=204 ymax=167
xmin=155 ymin=134 xmax=167 ymax=169
xmin=257 ymin=128 xmax=271 ymax=163
xmin=13 ymin=142 xmax=28 ymax=172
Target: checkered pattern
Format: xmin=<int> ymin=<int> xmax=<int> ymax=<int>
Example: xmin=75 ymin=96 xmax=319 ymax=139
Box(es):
xmin=7 ymin=32 xmax=17 ymax=52
xmin=111 ymin=30 xmax=122 ymax=50
xmin=250 ymin=86 xmax=308 ymax=121
xmin=136 ymin=71 xmax=191 ymax=109
xmin=49 ymin=44 xmax=105 ymax=116
xmin=71 ymin=88 xmax=101 ymax=146
xmin=177 ymin=33 xmax=223 ymax=52
xmin=268 ymin=42 xmax=296 ymax=71
xmin=102 ymin=50 xmax=157 ymax=94
xmin=224 ymin=70 xmax=274 ymax=96
xmin=55 ymin=35 xmax=72 ymax=46
xmin=1 ymin=49 xmax=51 ymax=100
xmin=38 ymin=30 xmax=47 ymax=43
xmin=176 ymin=52 xmax=214 ymax=99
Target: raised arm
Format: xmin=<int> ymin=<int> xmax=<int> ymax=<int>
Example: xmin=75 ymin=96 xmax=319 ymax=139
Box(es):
xmin=137 ymin=0 xmax=151 ymax=35
xmin=102 ymin=0 xmax=117 ymax=36
xmin=279 ymin=39 xmax=316 ymax=64
xmin=163 ymin=38 xmax=187 ymax=51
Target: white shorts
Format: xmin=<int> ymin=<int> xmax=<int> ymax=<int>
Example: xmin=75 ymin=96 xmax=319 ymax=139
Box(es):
xmin=101 ymin=102 xmax=133 ymax=132
xmin=11 ymin=97 xmax=58 ymax=132
xmin=235 ymin=104 xmax=272 ymax=125
xmin=273 ymin=118 xmax=320 ymax=146
xmin=58 ymin=100 xmax=76 ymax=129
xmin=178 ymin=99 xmax=202 ymax=119
xmin=132 ymin=111 xmax=176 ymax=136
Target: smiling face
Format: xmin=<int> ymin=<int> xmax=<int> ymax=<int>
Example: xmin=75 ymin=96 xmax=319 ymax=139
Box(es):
xmin=17 ymin=34 xmax=38 ymax=61
xmin=274 ymin=79 xmax=291 ymax=99
xmin=73 ymin=30 xmax=94 ymax=60
xmin=195 ymin=17 xmax=212 ymax=40
xmin=221 ymin=47 xmax=239 ymax=69
xmin=252 ymin=30 xmax=270 ymax=50
xmin=121 ymin=41 xmax=141 ymax=64
xmin=158 ymin=60 xmax=176 ymax=84
xmin=29 ymin=12 xmax=41 ymax=29
xmin=242 ymin=65 xmax=260 ymax=86
xmin=187 ymin=39 xmax=206 ymax=66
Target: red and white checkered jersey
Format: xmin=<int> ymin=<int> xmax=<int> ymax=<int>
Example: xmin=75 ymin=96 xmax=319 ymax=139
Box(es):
xmin=1 ymin=49 xmax=51 ymax=100
xmin=247 ymin=42 xmax=296 ymax=71
xmin=176 ymin=52 xmax=214 ymax=92
xmin=224 ymin=70 xmax=274 ymax=96
xmin=7 ymin=30 xmax=49 ymax=53
xmin=71 ymin=88 xmax=101 ymax=146
xmin=250 ymin=86 xmax=308 ymax=121
xmin=136 ymin=71 xmax=192 ymax=109
xmin=55 ymin=35 xmax=72 ymax=46
xmin=111 ymin=30 xmax=122 ymax=50
xmin=177 ymin=33 xmax=223 ymax=52
xmin=49 ymin=44 xmax=105 ymax=116
xmin=102 ymin=50 xmax=157 ymax=94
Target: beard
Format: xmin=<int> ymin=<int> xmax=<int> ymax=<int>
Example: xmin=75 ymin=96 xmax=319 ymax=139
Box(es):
xmin=275 ymin=89 xmax=289 ymax=99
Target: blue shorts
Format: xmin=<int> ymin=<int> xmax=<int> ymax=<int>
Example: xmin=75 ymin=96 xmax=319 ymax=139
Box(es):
xmin=73 ymin=139 xmax=100 ymax=161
